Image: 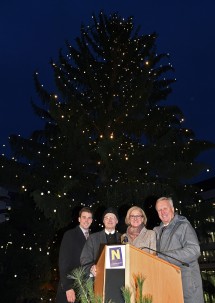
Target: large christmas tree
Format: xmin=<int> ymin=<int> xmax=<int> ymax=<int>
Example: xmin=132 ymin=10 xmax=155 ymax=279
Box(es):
xmin=4 ymin=11 xmax=214 ymax=228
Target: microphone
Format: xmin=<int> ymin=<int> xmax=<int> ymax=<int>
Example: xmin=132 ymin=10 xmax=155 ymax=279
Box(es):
xmin=121 ymin=235 xmax=128 ymax=244
xmin=140 ymin=246 xmax=189 ymax=267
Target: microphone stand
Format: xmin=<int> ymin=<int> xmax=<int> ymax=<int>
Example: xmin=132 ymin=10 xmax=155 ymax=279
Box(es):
xmin=141 ymin=246 xmax=189 ymax=267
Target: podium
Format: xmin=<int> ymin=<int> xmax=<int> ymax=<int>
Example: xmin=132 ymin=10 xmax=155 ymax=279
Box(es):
xmin=94 ymin=244 xmax=184 ymax=303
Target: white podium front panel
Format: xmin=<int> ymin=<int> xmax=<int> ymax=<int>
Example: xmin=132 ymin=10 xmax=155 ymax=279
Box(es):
xmin=105 ymin=245 xmax=126 ymax=269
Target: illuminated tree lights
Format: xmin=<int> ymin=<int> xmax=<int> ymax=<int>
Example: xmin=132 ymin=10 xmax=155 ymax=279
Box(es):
xmin=1 ymin=11 xmax=214 ymax=226
xmin=0 ymin=11 xmax=214 ymax=302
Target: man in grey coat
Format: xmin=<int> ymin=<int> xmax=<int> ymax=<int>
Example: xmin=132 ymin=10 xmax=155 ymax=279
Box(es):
xmin=80 ymin=207 xmax=121 ymax=277
xmin=154 ymin=197 xmax=204 ymax=303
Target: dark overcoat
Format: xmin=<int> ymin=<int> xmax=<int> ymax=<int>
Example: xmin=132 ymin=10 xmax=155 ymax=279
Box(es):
xmin=56 ymin=225 xmax=86 ymax=303
xmin=80 ymin=229 xmax=121 ymax=275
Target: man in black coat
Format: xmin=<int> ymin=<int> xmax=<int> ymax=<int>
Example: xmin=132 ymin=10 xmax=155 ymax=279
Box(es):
xmin=56 ymin=207 xmax=93 ymax=303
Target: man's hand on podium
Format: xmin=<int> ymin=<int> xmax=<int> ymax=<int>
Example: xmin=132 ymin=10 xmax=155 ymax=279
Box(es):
xmin=90 ymin=264 xmax=97 ymax=277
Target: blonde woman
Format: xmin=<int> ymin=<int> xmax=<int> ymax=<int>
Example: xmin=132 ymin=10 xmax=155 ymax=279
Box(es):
xmin=122 ymin=206 xmax=156 ymax=254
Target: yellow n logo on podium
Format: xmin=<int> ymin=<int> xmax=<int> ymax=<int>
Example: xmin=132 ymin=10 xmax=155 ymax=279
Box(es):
xmin=109 ymin=246 xmax=123 ymax=267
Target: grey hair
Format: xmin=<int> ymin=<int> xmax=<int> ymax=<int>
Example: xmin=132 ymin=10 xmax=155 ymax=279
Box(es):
xmin=155 ymin=197 xmax=174 ymax=209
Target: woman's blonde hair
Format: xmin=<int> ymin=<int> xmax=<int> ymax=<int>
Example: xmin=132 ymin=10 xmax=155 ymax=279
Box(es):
xmin=125 ymin=206 xmax=147 ymax=226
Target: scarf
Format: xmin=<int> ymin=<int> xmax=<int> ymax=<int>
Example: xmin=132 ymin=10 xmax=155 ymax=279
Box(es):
xmin=127 ymin=223 xmax=144 ymax=241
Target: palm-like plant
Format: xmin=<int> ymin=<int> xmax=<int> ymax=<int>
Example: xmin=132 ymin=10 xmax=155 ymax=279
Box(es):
xmin=68 ymin=267 xmax=104 ymax=303
xmin=69 ymin=267 xmax=153 ymax=303
xmin=122 ymin=273 xmax=153 ymax=303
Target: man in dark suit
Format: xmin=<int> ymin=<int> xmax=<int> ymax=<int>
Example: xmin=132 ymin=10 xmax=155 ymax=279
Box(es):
xmin=80 ymin=207 xmax=121 ymax=277
xmin=56 ymin=207 xmax=93 ymax=303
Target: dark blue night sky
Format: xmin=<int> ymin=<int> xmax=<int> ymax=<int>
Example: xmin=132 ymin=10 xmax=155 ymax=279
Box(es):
xmin=1 ymin=0 xmax=215 ymax=181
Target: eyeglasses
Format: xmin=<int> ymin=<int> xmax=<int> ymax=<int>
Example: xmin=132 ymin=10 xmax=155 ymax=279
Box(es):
xmin=104 ymin=216 xmax=116 ymax=220
xmin=130 ymin=215 xmax=143 ymax=219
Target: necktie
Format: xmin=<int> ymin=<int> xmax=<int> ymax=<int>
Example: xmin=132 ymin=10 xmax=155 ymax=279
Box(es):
xmin=84 ymin=231 xmax=89 ymax=239
xmin=157 ymin=226 xmax=166 ymax=251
